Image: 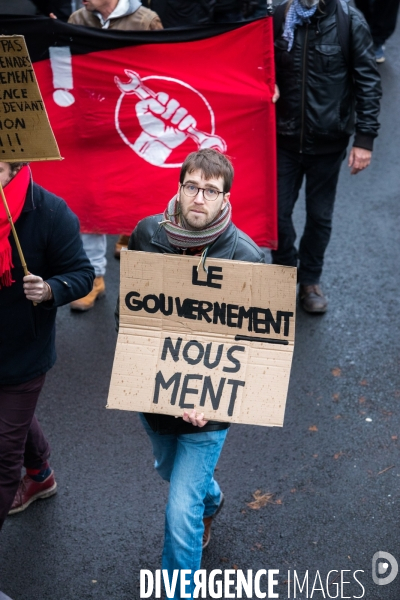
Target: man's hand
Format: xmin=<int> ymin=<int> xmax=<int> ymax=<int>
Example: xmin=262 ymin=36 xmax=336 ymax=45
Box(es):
xmin=348 ymin=147 xmax=372 ymax=175
xmin=272 ymin=84 xmax=280 ymax=104
xmin=182 ymin=409 xmax=208 ymax=428
xmin=23 ymin=274 xmax=53 ymax=303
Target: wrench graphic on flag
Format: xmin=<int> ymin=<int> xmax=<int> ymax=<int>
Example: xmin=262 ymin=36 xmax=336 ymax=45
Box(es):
xmin=115 ymin=70 xmax=227 ymax=167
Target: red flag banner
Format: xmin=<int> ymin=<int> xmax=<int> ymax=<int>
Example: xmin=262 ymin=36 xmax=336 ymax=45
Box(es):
xmin=0 ymin=17 xmax=277 ymax=247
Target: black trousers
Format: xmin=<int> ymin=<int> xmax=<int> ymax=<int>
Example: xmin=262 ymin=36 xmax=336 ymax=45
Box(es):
xmin=0 ymin=374 xmax=50 ymax=530
xmin=271 ymin=147 xmax=346 ymax=285
xmin=354 ymin=0 xmax=400 ymax=46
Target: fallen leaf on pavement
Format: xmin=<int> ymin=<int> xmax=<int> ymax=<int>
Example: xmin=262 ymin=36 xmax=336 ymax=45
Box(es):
xmin=247 ymin=490 xmax=281 ymax=509
xmin=309 ymin=425 xmax=318 ymax=432
xmin=360 ymin=379 xmax=368 ymax=386
xmin=334 ymin=451 xmax=344 ymax=460
xmin=332 ymin=368 xmax=341 ymax=377
xmin=332 ymin=393 xmax=340 ymax=401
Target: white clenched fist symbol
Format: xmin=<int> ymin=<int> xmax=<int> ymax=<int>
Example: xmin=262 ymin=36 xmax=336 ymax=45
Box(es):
xmin=134 ymin=92 xmax=197 ymax=166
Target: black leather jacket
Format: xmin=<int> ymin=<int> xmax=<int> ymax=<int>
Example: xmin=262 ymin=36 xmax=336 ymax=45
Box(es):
xmin=129 ymin=214 xmax=265 ymax=263
xmin=122 ymin=214 xmax=265 ymax=435
xmin=274 ymin=0 xmax=381 ymax=154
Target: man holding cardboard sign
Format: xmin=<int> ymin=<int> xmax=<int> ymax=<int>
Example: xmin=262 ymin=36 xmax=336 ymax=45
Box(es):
xmin=113 ymin=149 xmax=267 ymax=598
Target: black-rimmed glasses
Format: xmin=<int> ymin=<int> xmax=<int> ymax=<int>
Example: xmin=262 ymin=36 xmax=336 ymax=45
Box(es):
xmin=180 ymin=183 xmax=224 ymax=202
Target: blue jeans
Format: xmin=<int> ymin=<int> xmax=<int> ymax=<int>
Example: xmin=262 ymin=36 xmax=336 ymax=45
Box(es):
xmin=139 ymin=414 xmax=228 ymax=600
xmin=81 ymin=233 xmax=107 ymax=277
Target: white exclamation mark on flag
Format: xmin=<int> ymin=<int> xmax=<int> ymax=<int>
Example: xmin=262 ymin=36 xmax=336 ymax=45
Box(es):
xmin=49 ymin=46 xmax=75 ymax=107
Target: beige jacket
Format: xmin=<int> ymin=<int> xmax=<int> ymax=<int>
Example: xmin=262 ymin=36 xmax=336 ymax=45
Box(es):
xmin=68 ymin=6 xmax=163 ymax=31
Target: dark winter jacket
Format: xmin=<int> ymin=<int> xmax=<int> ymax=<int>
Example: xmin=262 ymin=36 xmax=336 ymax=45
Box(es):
xmin=145 ymin=0 xmax=243 ymax=26
xmin=0 ymin=182 xmax=95 ymax=385
xmin=274 ymin=0 xmax=382 ymax=154
xmin=129 ymin=214 xmax=265 ymax=263
xmin=145 ymin=0 xmax=215 ymax=27
xmin=118 ymin=213 xmax=265 ymax=434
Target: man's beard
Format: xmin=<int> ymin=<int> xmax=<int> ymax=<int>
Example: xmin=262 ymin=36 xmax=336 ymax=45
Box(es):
xmin=183 ymin=210 xmax=211 ymax=231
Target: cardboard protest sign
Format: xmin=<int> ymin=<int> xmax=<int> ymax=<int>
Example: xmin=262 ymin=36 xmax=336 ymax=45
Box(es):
xmin=0 ymin=36 xmax=61 ymax=161
xmin=107 ymin=251 xmax=297 ymax=427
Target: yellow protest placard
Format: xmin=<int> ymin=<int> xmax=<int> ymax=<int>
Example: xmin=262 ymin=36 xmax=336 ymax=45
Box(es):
xmin=0 ymin=36 xmax=61 ymax=161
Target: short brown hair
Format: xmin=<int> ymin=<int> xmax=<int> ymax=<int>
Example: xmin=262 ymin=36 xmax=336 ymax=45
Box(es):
xmin=8 ymin=162 xmax=28 ymax=175
xmin=179 ymin=149 xmax=234 ymax=193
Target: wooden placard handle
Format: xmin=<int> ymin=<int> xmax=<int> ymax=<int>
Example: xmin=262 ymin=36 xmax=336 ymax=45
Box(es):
xmin=0 ymin=181 xmax=36 ymax=305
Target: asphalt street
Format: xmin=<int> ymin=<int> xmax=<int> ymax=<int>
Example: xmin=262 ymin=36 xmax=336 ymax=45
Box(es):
xmin=1 ymin=6 xmax=400 ymax=600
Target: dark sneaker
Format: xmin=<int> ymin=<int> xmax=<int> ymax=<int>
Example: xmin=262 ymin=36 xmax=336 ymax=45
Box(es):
xmin=202 ymin=493 xmax=224 ymax=550
xmin=8 ymin=470 xmax=57 ymax=515
xmin=299 ymin=284 xmax=328 ymax=314
xmin=375 ymin=45 xmax=385 ymax=63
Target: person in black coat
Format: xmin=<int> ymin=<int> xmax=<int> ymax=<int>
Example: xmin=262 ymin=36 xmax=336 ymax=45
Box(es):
xmin=30 ymin=0 xmax=76 ymax=21
xmin=272 ymin=0 xmax=381 ymax=313
xmin=143 ymin=0 xmax=244 ymax=26
xmin=0 ymin=161 xmax=94 ymax=529
xmin=354 ymin=0 xmax=400 ymax=63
